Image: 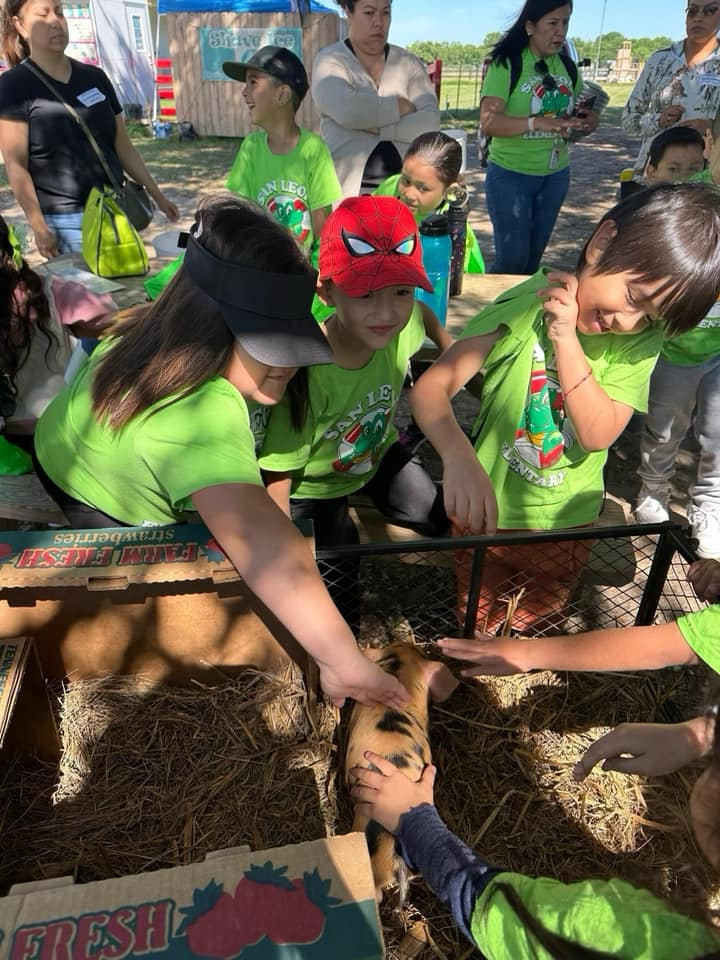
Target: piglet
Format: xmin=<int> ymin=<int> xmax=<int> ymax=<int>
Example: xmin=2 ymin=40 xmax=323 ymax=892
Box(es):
xmin=345 ymin=641 xmax=458 ymax=902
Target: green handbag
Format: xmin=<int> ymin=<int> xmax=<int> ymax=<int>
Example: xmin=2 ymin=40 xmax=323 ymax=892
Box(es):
xmin=82 ymin=186 xmax=149 ymax=279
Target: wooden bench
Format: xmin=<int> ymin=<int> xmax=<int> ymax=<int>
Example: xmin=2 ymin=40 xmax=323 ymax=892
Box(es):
xmin=416 ymin=273 xmax=528 ymax=361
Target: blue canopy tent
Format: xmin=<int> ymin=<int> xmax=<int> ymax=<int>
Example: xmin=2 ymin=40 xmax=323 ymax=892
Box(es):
xmin=158 ymin=0 xmax=334 ymax=11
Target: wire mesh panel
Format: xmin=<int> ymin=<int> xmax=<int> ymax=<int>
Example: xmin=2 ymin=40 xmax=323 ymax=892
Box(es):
xmin=315 ymin=521 xmax=703 ymax=643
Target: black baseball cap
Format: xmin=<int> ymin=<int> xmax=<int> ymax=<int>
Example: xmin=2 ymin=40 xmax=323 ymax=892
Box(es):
xmin=183 ymin=231 xmax=332 ymax=368
xmin=222 ymin=46 xmax=309 ymax=102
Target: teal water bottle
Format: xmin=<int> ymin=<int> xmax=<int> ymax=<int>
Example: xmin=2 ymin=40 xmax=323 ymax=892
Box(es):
xmin=417 ymin=214 xmax=451 ymax=326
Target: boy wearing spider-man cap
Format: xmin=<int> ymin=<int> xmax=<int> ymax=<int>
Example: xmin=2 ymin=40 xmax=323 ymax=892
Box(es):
xmin=259 ymin=195 xmax=452 ymax=626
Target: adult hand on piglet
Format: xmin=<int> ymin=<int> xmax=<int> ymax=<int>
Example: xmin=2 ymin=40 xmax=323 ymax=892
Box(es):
xmin=319 ymin=653 xmax=409 ymax=710
xmin=437 ymin=634 xmax=534 ymax=676
xmin=350 ymin=752 xmax=436 ymax=834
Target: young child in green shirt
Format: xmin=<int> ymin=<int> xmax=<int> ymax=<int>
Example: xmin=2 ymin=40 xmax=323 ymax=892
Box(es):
xmin=634 ymin=130 xmax=720 ymax=559
xmin=374 ymin=130 xmax=485 ymax=274
xmin=223 ymin=46 xmax=342 ymax=262
xmin=411 ymin=182 xmax=720 ymax=635
xmin=260 ymin=195 xmax=452 ymax=626
xmin=349 ymin=675 xmax=720 ymax=959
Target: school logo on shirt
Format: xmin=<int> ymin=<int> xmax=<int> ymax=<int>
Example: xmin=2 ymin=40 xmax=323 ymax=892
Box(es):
xmin=325 ymin=385 xmax=393 ymax=476
xmin=502 ymin=341 xmax=577 ymax=487
xmin=257 ymin=179 xmax=311 ymax=245
xmin=524 ymin=73 xmax=574 ymax=118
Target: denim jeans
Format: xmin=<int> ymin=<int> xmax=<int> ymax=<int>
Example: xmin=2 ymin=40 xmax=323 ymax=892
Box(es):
xmin=43 ymin=211 xmax=83 ymax=253
xmin=485 ymin=162 xmax=570 ymax=274
xmin=638 ymin=354 xmax=720 ymax=516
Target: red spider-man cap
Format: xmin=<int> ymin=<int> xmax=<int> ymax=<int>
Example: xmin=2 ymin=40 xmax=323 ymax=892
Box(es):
xmin=319 ymin=196 xmax=432 ymax=296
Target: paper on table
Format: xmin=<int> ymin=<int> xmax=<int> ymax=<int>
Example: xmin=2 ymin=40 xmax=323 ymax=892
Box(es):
xmin=42 ymin=260 xmax=124 ymax=294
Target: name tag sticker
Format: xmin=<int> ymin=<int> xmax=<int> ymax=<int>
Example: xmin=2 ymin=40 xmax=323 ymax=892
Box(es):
xmin=698 ymin=73 xmax=720 ymax=86
xmin=77 ymin=87 xmax=106 ymax=107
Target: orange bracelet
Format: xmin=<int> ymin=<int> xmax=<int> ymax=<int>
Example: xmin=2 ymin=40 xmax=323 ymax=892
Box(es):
xmin=564 ymin=369 xmax=592 ymax=398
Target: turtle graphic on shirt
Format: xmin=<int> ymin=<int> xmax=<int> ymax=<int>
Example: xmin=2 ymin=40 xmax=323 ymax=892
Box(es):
xmin=267 ymin=193 xmax=311 ymax=245
xmin=512 ymin=342 xmax=565 ymax=470
xmin=531 ymin=78 xmax=573 ymax=117
xmin=332 ymin=408 xmax=388 ymax=475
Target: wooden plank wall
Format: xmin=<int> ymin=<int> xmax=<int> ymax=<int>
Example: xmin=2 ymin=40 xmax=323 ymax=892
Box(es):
xmin=167 ymin=12 xmax=342 ymax=138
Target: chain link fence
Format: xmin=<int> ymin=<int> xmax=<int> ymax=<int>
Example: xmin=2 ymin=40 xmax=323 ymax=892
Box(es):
xmin=439 ymin=63 xmax=485 ymax=114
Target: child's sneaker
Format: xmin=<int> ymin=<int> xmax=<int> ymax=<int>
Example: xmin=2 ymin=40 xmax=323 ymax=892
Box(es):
xmin=634 ymin=494 xmax=670 ymax=524
xmin=688 ymin=507 xmax=720 ymax=559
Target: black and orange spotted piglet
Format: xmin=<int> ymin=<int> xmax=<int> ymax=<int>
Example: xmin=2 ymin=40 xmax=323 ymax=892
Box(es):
xmin=344 ymin=641 xmax=458 ymax=902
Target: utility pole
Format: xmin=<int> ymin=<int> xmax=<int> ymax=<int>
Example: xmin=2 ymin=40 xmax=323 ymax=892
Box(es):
xmin=594 ymin=0 xmax=608 ymax=80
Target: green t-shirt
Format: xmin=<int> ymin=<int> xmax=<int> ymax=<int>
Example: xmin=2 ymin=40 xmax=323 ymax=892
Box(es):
xmin=259 ymin=303 xmax=425 ymax=498
xmin=660 ymin=300 xmax=720 ymax=365
xmin=35 ymin=339 xmax=263 ymax=526
xmin=225 ymin=127 xmax=342 ymax=252
xmin=677 ymin=603 xmax=720 ymax=672
xmin=470 ymin=873 xmax=720 ymax=959
xmin=461 ymin=270 xmax=663 ymax=529
xmin=374 ymin=174 xmax=485 ymax=274
xmin=481 ymin=48 xmax=582 ymax=175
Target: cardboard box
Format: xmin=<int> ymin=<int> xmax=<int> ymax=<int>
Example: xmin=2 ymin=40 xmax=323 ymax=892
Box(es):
xmin=0 ymin=638 xmax=59 ymax=762
xmin=0 ymin=524 xmax=314 ymax=687
xmin=0 ymin=833 xmax=384 ymax=959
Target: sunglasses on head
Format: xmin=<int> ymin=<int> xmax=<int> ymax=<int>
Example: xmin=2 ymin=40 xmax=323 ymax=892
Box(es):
xmin=686 ymin=3 xmax=720 ymax=16
xmin=534 ymin=59 xmax=557 ymax=90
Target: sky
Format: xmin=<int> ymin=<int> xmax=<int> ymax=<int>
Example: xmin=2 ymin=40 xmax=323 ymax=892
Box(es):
xmin=389 ymin=0 xmax=688 ymax=48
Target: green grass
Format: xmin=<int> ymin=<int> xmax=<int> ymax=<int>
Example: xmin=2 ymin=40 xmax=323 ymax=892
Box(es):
xmin=439 ymin=75 xmax=636 ymax=117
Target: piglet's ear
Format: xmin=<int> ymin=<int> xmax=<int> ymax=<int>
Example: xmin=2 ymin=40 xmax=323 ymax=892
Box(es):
xmin=421 ymin=659 xmax=459 ymax=703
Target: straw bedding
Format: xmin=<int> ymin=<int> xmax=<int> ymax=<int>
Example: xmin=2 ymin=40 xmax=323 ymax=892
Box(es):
xmin=0 ymin=634 xmax=717 ymax=959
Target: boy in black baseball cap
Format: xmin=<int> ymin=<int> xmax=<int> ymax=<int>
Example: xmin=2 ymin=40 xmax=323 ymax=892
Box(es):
xmin=223 ymin=46 xmax=342 ymax=267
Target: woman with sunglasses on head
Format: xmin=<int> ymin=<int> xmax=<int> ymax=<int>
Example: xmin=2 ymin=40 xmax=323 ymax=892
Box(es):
xmin=622 ymin=2 xmax=720 ymax=181
xmin=479 ymin=1 xmax=596 ymax=275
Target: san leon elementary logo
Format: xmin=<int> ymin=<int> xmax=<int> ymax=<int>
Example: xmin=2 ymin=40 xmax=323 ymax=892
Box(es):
xmin=331 ymin=410 xmax=390 ymax=476
xmin=258 ymin=180 xmax=311 ymax=245
xmin=527 ymin=73 xmax=573 ymax=118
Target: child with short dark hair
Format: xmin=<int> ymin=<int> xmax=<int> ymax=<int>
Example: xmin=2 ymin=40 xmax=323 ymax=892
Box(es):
xmin=374 ymin=130 xmax=485 ymax=273
xmin=622 ymin=126 xmax=707 ymax=197
xmin=411 ymin=182 xmax=720 ymax=634
xmin=634 ymin=134 xmax=720 ymax=558
xmin=223 ymin=46 xmax=342 ymax=261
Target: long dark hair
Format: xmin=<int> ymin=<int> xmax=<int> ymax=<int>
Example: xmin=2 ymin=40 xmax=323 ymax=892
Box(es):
xmin=491 ymin=1 xmax=573 ymax=66
xmin=0 ymin=215 xmax=55 ymax=403
xmin=576 ymin=182 xmax=720 ymax=336
xmin=1 ymin=0 xmax=32 ymax=67
xmin=92 ymin=196 xmax=314 ymax=431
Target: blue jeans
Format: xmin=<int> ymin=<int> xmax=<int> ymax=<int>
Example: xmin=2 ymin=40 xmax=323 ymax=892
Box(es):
xmin=485 ymin=163 xmax=570 ymax=274
xmin=43 ymin=211 xmax=83 ymax=253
